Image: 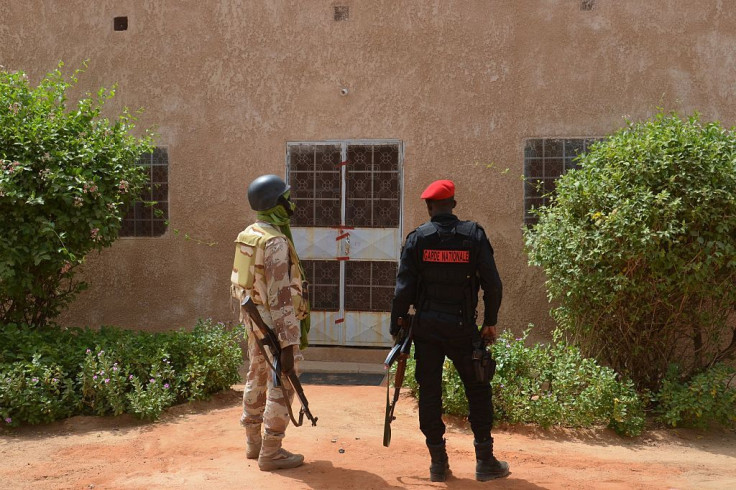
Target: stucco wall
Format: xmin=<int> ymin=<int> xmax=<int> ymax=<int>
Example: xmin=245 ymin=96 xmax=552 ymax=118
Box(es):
xmin=2 ymin=1 xmax=735 ymax=343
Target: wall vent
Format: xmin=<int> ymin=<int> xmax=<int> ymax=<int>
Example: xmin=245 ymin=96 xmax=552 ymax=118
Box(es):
xmin=581 ymin=0 xmax=595 ymax=10
xmin=114 ymin=16 xmax=128 ymax=31
xmin=334 ymin=6 xmax=349 ymax=21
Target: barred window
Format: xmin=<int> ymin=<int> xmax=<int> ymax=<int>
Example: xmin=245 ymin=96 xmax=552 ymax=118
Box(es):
xmin=344 ymin=261 xmax=397 ymax=312
xmin=523 ymin=138 xmax=600 ymax=226
xmin=120 ymin=147 xmax=169 ymax=237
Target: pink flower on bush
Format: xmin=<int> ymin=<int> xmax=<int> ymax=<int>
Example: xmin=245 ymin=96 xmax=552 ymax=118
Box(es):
xmin=119 ymin=180 xmax=129 ymax=193
xmin=150 ymin=378 xmax=155 ymax=384
xmin=93 ymin=375 xmax=97 ymax=380
xmin=164 ymin=383 xmax=170 ymax=389
xmin=4 ymin=418 xmax=11 ymax=424
xmin=60 ymin=262 xmax=72 ymax=274
xmin=105 ymin=379 xmax=110 ymax=384
xmin=90 ymin=228 xmax=100 ymax=241
xmin=3 ymin=161 xmax=21 ymax=173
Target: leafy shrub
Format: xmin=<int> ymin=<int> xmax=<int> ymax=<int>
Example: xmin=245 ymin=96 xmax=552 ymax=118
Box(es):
xmin=126 ymin=356 xmax=177 ymax=420
xmin=0 ymin=64 xmax=153 ymax=327
xmin=79 ymin=347 xmax=129 ymax=416
xmin=656 ymin=363 xmax=736 ymax=429
xmin=0 ymin=355 xmax=78 ymax=426
xmin=525 ymin=112 xmax=736 ymax=391
xmin=403 ymin=328 xmax=646 ymax=437
xmin=168 ymin=319 xmax=244 ymax=399
xmin=0 ymin=320 xmax=244 ymax=426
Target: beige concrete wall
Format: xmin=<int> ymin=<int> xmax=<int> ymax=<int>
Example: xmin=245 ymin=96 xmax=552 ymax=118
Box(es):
xmin=2 ymin=1 xmax=735 ymax=343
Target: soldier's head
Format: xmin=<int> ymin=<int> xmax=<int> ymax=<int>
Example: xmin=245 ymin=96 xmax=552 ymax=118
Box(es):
xmin=247 ymin=174 xmax=295 ymax=215
xmin=421 ymin=179 xmax=456 ymax=217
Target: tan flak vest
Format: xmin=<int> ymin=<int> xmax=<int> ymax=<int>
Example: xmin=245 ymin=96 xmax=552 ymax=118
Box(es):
xmin=230 ymin=222 xmax=308 ymax=322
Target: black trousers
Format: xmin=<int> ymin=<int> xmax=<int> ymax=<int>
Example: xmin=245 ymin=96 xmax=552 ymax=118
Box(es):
xmin=413 ymin=312 xmax=494 ymax=445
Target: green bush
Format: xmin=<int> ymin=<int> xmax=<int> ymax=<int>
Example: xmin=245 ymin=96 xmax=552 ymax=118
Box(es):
xmin=525 ymin=112 xmax=736 ymax=391
xmin=0 ymin=320 xmax=244 ymax=426
xmin=0 ymin=64 xmax=152 ymax=327
xmin=79 ymin=347 xmax=130 ymax=416
xmin=126 ymin=355 xmax=177 ymax=420
xmin=656 ymin=363 xmax=736 ymax=429
xmin=403 ymin=328 xmax=646 ymax=437
xmin=0 ymin=355 xmax=78 ymax=427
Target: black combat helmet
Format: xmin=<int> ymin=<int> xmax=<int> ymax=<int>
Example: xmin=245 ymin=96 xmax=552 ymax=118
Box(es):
xmin=247 ymin=174 xmax=291 ymax=211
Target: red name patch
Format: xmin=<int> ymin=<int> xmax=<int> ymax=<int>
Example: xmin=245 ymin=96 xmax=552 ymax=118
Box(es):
xmin=423 ymin=249 xmax=470 ymax=263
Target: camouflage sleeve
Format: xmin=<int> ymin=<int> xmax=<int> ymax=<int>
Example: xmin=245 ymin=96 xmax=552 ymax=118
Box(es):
xmin=264 ymin=236 xmax=301 ymax=348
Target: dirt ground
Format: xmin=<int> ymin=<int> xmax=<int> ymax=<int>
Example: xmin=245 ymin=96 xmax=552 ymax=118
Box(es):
xmin=2 ymin=384 xmax=735 ymax=490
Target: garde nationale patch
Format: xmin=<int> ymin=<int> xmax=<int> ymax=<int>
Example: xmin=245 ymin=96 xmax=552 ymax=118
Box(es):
xmin=422 ymin=249 xmax=470 ymax=263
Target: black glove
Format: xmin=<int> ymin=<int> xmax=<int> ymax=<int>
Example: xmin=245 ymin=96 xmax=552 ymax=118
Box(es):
xmin=280 ymin=344 xmax=295 ymax=375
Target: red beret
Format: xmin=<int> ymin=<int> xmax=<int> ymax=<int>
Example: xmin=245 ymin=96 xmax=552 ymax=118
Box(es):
xmin=420 ymin=180 xmax=455 ymax=200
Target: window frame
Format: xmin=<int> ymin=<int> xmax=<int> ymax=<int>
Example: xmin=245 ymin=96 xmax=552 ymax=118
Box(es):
xmin=119 ymin=146 xmax=169 ymax=238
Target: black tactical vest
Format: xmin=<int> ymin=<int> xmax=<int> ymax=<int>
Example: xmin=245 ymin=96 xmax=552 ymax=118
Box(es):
xmin=415 ymin=220 xmax=479 ymax=320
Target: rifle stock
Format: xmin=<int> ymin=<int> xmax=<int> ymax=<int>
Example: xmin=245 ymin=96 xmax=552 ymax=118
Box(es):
xmin=241 ymin=296 xmax=318 ymax=427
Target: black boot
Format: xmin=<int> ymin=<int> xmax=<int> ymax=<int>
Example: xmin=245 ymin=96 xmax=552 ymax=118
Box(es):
xmin=427 ymin=440 xmax=451 ymax=482
xmin=474 ymin=438 xmax=509 ymax=481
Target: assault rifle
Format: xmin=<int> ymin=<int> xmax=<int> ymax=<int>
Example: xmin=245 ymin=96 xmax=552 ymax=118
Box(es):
xmin=383 ymin=315 xmax=413 ymax=447
xmin=241 ymin=296 xmax=318 ymax=427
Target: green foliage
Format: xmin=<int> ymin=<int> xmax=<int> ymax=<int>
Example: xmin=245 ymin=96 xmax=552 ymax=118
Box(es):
xmin=126 ymin=356 xmax=177 ymax=420
xmin=403 ymin=328 xmax=646 ymax=437
xmin=0 ymin=64 xmax=153 ymax=327
xmin=656 ymin=363 xmax=736 ymax=429
xmin=0 ymin=320 xmax=244 ymax=426
xmin=79 ymin=347 xmax=129 ymax=416
xmin=525 ymin=112 xmax=736 ymax=390
xmin=491 ymin=329 xmax=646 ymax=437
xmin=0 ymin=355 xmax=77 ymax=427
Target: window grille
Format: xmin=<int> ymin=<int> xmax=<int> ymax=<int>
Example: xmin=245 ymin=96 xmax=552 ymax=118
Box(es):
xmin=344 ymin=261 xmax=397 ymax=312
xmin=120 ymin=147 xmax=168 ymax=237
xmin=523 ymin=138 xmax=600 ymax=226
xmin=302 ymin=260 xmax=340 ymax=311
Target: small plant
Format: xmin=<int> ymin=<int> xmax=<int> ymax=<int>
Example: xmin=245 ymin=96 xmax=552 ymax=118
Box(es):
xmin=126 ymin=355 xmax=177 ymax=420
xmin=168 ymin=319 xmax=244 ymax=399
xmin=0 ymin=355 xmax=77 ymax=426
xmin=656 ymin=363 xmax=736 ymax=429
xmin=79 ymin=347 xmax=129 ymax=416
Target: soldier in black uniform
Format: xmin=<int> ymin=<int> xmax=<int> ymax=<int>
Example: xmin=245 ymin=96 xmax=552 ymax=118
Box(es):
xmin=390 ymin=179 xmax=509 ymax=482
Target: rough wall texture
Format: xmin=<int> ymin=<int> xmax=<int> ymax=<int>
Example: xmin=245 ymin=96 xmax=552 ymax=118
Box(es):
xmin=2 ymin=1 xmax=735 ymax=344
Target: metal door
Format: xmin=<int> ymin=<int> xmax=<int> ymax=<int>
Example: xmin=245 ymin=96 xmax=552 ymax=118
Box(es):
xmin=286 ymin=140 xmax=403 ymax=347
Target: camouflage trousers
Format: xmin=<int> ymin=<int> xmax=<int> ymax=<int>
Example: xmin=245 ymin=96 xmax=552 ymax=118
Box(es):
xmin=240 ymin=325 xmax=300 ymax=442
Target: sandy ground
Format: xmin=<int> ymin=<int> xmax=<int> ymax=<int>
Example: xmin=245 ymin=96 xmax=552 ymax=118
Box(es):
xmin=1 ymin=384 xmax=735 ymax=490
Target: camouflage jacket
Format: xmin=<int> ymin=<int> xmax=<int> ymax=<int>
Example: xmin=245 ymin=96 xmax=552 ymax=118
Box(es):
xmin=231 ymin=221 xmax=307 ymax=349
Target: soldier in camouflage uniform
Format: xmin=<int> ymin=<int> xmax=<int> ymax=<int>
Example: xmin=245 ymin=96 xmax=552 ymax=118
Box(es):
xmin=231 ymin=174 xmax=310 ymax=471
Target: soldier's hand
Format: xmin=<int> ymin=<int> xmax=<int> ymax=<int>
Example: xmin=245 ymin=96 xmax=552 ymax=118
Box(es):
xmin=390 ymin=317 xmax=403 ymax=342
xmin=280 ymin=344 xmax=296 ymax=375
xmin=480 ymin=325 xmax=498 ymax=344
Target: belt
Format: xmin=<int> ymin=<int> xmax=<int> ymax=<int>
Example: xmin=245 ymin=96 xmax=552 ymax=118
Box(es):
xmin=423 ymin=301 xmax=463 ymax=316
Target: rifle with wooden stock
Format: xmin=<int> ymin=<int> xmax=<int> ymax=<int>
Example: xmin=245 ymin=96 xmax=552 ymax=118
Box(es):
xmin=383 ymin=314 xmax=414 ymax=447
xmin=241 ymin=296 xmax=318 ymax=427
